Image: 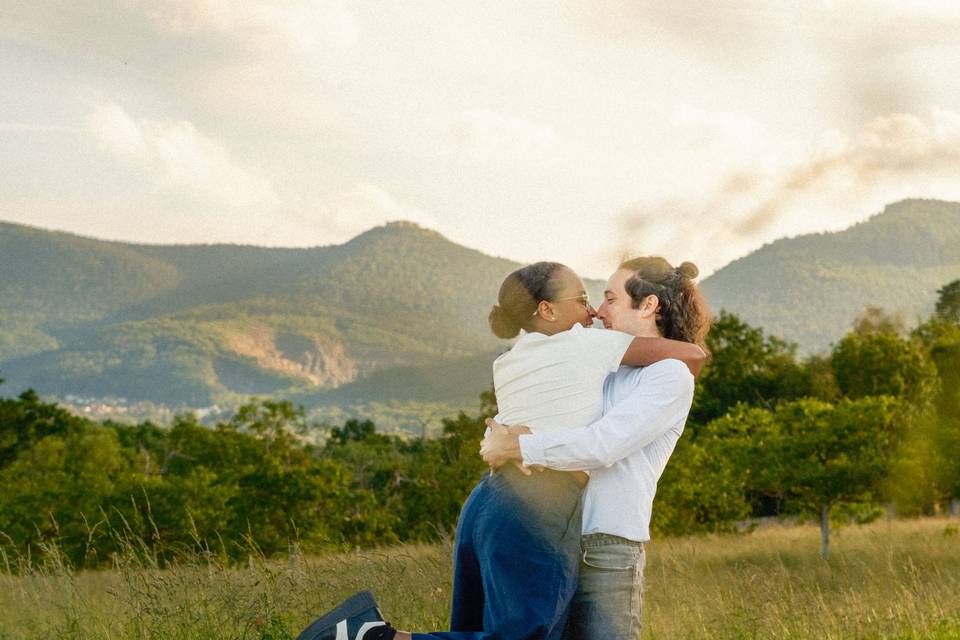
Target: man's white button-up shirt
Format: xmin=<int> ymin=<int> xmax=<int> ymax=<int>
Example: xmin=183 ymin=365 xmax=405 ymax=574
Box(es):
xmin=518 ymin=358 xmax=695 ymax=542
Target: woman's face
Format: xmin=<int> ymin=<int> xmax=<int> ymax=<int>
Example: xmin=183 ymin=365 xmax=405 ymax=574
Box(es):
xmin=541 ymin=267 xmax=595 ymax=332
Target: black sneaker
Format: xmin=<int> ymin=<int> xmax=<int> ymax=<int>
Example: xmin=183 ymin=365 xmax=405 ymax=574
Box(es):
xmin=296 ymin=590 xmax=395 ymax=640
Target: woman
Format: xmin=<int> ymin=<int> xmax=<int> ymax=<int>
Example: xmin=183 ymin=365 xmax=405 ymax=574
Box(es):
xmin=297 ymin=262 xmax=705 ymax=640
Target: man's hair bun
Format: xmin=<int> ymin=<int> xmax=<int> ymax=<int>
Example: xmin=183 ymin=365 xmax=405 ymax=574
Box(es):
xmin=676 ymin=261 xmax=699 ymax=280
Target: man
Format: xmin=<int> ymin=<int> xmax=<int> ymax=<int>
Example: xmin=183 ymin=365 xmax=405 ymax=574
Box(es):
xmin=480 ymin=257 xmax=708 ymax=639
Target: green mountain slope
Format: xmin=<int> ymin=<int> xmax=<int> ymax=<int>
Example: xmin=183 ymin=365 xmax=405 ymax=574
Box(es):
xmin=701 ymin=199 xmax=960 ymax=353
xmin=0 ymin=221 xmax=521 ymax=408
xmin=3 ymin=199 xmax=958 ymax=413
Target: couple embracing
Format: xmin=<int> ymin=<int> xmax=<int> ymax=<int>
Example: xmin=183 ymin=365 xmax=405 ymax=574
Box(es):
xmin=299 ymin=256 xmax=711 ymax=640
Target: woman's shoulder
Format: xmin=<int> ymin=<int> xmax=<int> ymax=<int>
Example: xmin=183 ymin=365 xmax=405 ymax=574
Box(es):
xmin=569 ymin=324 xmax=634 ymax=346
xmin=500 ymin=325 xmax=633 ymax=353
xmin=496 ymin=326 xmax=587 ymax=362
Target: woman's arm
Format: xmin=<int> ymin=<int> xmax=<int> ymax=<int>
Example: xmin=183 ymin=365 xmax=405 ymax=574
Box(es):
xmin=621 ymin=336 xmax=706 ymax=377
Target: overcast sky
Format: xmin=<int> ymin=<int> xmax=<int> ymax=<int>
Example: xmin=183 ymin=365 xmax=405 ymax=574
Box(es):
xmin=3 ymin=1 xmax=960 ymax=278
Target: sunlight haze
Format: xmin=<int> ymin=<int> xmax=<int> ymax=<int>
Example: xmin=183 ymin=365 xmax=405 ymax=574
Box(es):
xmin=3 ymin=1 xmax=960 ymax=277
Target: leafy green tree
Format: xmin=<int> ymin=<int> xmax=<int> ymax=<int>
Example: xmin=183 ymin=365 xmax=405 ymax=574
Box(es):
xmin=831 ymin=311 xmax=946 ymax=516
xmin=652 ymin=435 xmax=751 ymax=536
xmin=395 ymin=411 xmax=490 ymax=540
xmin=0 ymin=425 xmax=127 ymax=567
xmin=330 ymin=418 xmax=375 ymax=444
xmin=0 ymin=389 xmax=89 ymax=470
xmin=935 ymin=279 xmax=960 ymax=323
xmin=915 ymin=281 xmax=960 ymax=511
xmin=691 ymin=312 xmax=811 ymax=428
xmin=695 ymin=404 xmax=783 ymax=519
xmin=831 ymin=320 xmax=939 ymax=405
xmin=802 ymin=354 xmax=841 ymax=402
xmin=851 ymin=306 xmax=907 ymax=336
xmin=772 ymin=397 xmax=903 ymax=559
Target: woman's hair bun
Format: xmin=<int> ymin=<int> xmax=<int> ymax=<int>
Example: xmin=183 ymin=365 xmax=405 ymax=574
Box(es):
xmin=676 ymin=261 xmax=699 ymax=279
xmin=488 ymin=304 xmax=522 ymax=339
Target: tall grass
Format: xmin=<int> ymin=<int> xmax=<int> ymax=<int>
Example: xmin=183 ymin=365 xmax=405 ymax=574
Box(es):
xmin=1 ymin=518 xmax=958 ymax=639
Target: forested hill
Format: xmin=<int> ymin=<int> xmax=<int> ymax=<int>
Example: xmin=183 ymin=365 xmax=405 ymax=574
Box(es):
xmin=0 ymin=221 xmax=521 ymax=408
xmin=701 ymin=199 xmax=960 ymax=353
xmin=2 ymin=198 xmax=959 ymax=410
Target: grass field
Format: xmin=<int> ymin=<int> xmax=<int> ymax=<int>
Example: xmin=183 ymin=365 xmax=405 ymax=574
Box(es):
xmin=1 ymin=517 xmax=959 ymax=639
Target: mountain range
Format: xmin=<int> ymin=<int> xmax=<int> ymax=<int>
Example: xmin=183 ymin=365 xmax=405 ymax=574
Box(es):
xmin=701 ymin=199 xmax=960 ymax=352
xmin=1 ymin=199 xmax=958 ymax=423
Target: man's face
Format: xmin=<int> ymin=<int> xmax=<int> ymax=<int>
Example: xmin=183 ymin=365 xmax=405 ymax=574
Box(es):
xmin=596 ymin=269 xmax=645 ymax=335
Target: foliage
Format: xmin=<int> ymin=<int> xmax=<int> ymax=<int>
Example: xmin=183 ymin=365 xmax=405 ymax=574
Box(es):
xmin=770 ymin=397 xmax=903 ymax=520
xmin=2 ymin=275 xmax=960 ymax=569
xmin=831 ymin=319 xmax=939 ymax=405
xmin=651 ymin=435 xmax=751 ymax=536
xmin=936 ymin=279 xmax=960 ymax=323
xmin=690 ymin=311 xmax=812 ymax=427
xmin=0 ymin=391 xmax=495 ymax=568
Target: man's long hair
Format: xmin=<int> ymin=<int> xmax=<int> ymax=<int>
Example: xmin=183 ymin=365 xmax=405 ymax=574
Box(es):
xmin=619 ymin=256 xmax=711 ymax=351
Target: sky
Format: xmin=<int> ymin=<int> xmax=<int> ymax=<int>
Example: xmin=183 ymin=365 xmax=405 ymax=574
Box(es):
xmin=3 ymin=1 xmax=960 ymax=278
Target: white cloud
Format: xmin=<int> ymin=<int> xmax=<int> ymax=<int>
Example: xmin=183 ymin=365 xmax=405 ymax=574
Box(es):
xmin=616 ymin=108 xmax=960 ymax=276
xmin=0 ymin=122 xmax=80 ymax=135
xmin=86 ymin=100 xmax=276 ymax=209
xmin=148 ymin=0 xmax=361 ymax=52
xmin=655 ymin=104 xmax=782 ymax=197
xmin=450 ymin=109 xmax=559 ymax=160
xmin=6 ymin=0 xmax=960 ymax=276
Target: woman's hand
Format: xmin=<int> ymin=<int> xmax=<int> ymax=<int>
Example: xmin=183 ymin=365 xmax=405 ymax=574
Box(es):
xmin=481 ymin=419 xmax=534 ymax=474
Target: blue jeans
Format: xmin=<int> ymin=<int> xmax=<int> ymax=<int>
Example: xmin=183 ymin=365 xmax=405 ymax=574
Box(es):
xmin=562 ymin=533 xmax=645 ymax=640
xmin=413 ymin=466 xmax=584 ymax=640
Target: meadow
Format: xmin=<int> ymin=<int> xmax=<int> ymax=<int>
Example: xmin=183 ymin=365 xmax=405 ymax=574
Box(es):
xmin=1 ymin=517 xmax=958 ymax=640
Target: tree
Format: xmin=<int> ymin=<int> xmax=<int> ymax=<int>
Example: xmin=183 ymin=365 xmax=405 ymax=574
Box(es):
xmin=399 ymin=411 xmax=490 ymax=539
xmin=696 ymin=404 xmax=784 ymax=519
xmin=831 ymin=323 xmax=939 ymax=405
xmin=772 ymin=397 xmax=903 ymax=559
xmin=0 ymin=389 xmax=89 ymax=470
xmin=0 ymin=425 xmax=127 ymax=567
xmin=851 ymin=306 xmax=906 ymax=337
xmin=690 ymin=312 xmax=811 ymax=428
xmin=328 ymin=419 xmax=378 ymax=445
xmin=917 ymin=282 xmax=960 ymax=512
xmin=652 ymin=435 xmax=752 ymax=536
xmin=935 ymin=279 xmax=960 ymax=323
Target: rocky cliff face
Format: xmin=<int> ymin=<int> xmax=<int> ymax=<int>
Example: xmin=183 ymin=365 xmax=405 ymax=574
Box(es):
xmin=225 ymin=326 xmax=358 ymax=388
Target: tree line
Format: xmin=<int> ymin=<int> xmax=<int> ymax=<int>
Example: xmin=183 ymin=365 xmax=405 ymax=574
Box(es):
xmin=0 ymin=280 xmax=958 ymax=568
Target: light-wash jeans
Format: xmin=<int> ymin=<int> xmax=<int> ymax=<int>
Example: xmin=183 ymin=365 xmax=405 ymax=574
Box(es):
xmin=562 ymin=533 xmax=645 ymax=640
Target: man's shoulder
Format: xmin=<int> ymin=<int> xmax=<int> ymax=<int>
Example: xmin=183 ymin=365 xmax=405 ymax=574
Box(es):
xmin=605 ymin=359 xmax=693 ymax=393
xmin=642 ymin=358 xmax=694 ymax=379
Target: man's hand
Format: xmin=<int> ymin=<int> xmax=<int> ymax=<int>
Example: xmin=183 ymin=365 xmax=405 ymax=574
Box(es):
xmin=480 ymin=418 xmax=533 ymax=473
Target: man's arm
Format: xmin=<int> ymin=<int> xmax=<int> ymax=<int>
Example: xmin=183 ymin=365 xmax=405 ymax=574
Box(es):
xmin=481 ymin=359 xmax=694 ymax=471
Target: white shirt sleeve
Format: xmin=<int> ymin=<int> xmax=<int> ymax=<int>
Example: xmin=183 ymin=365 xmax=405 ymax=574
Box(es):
xmin=519 ymin=359 xmax=694 ymax=470
xmin=575 ymin=326 xmax=635 ymax=374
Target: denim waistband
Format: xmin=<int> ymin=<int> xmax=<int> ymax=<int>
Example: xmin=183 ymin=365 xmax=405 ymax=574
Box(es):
xmin=581 ymin=533 xmax=644 ymax=548
xmin=492 ymin=464 xmax=586 ymax=491
xmin=486 ymin=464 xmax=585 ymax=510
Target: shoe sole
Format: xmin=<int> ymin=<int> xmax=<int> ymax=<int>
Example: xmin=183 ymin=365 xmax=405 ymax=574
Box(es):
xmin=296 ymin=591 xmax=380 ymax=640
